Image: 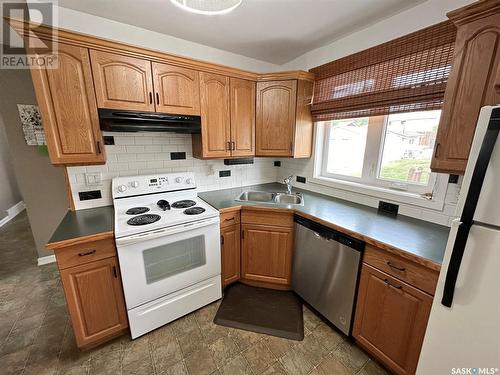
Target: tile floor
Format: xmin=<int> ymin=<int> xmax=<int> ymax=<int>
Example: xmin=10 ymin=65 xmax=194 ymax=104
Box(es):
xmin=0 ymin=212 xmax=389 ymax=375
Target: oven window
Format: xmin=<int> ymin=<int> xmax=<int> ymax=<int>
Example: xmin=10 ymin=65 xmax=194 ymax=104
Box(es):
xmin=142 ymin=235 xmax=206 ymax=284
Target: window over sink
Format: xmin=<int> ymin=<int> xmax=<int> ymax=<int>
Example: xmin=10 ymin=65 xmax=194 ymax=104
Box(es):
xmin=314 ymin=110 xmax=448 ymax=207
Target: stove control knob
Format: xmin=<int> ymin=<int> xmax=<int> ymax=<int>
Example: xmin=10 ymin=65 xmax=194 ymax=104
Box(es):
xmin=186 ymin=178 xmax=193 ymax=185
xmin=117 ymin=185 xmax=127 ymax=193
xmin=175 ymin=177 xmax=183 ymax=183
xmin=131 ymin=181 xmax=139 ymax=188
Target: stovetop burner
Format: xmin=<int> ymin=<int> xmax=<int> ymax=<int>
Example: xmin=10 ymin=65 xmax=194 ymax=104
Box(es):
xmin=183 ymin=207 xmax=206 ymax=215
xmin=126 ymin=207 xmax=150 ymax=215
xmin=172 ymin=200 xmax=197 ymax=209
xmin=127 ymin=214 xmax=161 ymax=226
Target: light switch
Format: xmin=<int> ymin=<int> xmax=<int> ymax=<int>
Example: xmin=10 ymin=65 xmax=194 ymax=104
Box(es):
xmin=85 ymin=172 xmax=102 ymax=186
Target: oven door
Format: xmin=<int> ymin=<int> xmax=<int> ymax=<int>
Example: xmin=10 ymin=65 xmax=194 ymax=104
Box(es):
xmin=115 ymin=216 xmax=220 ymax=309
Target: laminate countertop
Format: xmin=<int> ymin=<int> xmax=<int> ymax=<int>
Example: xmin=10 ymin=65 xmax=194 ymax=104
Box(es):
xmin=199 ymin=183 xmax=450 ymax=270
xmin=47 ymin=206 xmax=114 ymax=249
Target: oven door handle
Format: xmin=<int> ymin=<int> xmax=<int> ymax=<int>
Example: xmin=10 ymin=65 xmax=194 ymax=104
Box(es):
xmin=115 ymin=216 xmax=220 ymax=246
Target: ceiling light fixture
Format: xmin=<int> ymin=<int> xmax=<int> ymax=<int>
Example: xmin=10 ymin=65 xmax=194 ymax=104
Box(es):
xmin=170 ymin=0 xmax=242 ymax=15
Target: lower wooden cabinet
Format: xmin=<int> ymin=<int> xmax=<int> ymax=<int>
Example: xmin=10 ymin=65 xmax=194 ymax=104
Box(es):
xmin=353 ymin=263 xmax=433 ymax=375
xmin=53 ymin=237 xmax=128 ymax=349
xmin=221 ymin=223 xmax=241 ymax=287
xmin=241 ymin=223 xmax=294 ymax=287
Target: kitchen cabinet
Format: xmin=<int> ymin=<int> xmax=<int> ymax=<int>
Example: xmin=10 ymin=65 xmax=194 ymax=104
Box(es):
xmin=30 ymin=43 xmax=105 ymax=165
xmin=431 ymin=0 xmax=500 ymax=174
xmin=193 ymin=75 xmax=256 ymax=159
xmin=230 ymin=78 xmax=256 ymax=157
xmin=353 ymin=254 xmax=435 ymax=375
xmin=193 ymin=72 xmax=231 ymax=158
xmin=54 ymin=237 xmax=128 ymax=349
xmin=90 ymin=50 xmax=155 ymax=112
xmin=221 ymin=223 xmax=241 ymax=287
xmin=256 ymin=79 xmax=313 ymax=158
xmin=241 ymin=208 xmax=294 ymax=288
xmin=152 ymin=62 xmax=201 ymax=115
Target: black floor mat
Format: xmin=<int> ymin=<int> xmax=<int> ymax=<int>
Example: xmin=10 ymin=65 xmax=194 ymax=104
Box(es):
xmin=214 ymin=283 xmax=304 ymax=341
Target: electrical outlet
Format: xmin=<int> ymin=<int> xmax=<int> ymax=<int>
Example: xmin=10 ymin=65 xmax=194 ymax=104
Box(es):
xmin=78 ymin=190 xmax=102 ymax=201
xmin=274 ymin=161 xmax=281 ymax=167
xmin=219 ymin=170 xmax=231 ymax=178
xmin=170 ymin=152 xmax=186 ymax=160
xmin=296 ymin=176 xmax=306 ymax=183
xmin=378 ymin=201 xmax=399 ymax=215
xmin=85 ymin=173 xmax=102 ymax=186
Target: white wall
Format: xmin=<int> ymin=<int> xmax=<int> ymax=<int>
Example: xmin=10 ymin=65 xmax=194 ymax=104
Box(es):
xmin=0 ymin=121 xmax=22 ymax=219
xmin=66 ymin=133 xmax=278 ymax=210
xmin=283 ymin=0 xmax=475 ymax=71
xmin=48 ymin=5 xmax=280 ymax=73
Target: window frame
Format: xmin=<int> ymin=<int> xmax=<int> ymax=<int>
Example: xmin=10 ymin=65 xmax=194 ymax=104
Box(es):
xmin=312 ymin=116 xmax=448 ymax=211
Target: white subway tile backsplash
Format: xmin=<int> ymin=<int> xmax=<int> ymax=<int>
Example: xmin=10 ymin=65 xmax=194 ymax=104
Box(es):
xmin=66 ymin=133 xmax=459 ymax=227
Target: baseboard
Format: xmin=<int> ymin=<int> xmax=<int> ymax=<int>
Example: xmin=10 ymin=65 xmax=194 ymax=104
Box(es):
xmin=0 ymin=201 xmax=25 ymax=228
xmin=38 ymin=255 xmax=56 ymax=266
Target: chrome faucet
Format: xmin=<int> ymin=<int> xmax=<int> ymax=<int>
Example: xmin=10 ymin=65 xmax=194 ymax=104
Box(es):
xmin=284 ymin=175 xmax=293 ymax=194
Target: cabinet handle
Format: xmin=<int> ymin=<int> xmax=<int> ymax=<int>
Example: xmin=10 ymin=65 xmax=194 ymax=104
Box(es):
xmin=231 ymin=141 xmax=236 ymax=151
xmin=434 ymin=143 xmax=441 ymax=158
xmin=384 ymin=278 xmax=402 ymax=290
xmin=290 ymin=142 xmax=293 ymax=152
xmin=224 ymin=217 xmax=235 ymax=222
xmin=241 ymin=230 xmax=245 ymax=240
xmin=226 ymin=141 xmax=231 ymax=151
xmin=156 ymin=92 xmax=159 ymax=105
xmin=149 ymin=92 xmax=153 ymax=104
xmin=220 ymin=235 xmax=224 ymax=245
xmin=96 ymin=141 xmax=102 ymax=154
xmin=113 ymin=266 xmax=118 ymax=278
xmin=78 ymin=249 xmax=96 ymax=257
xmin=387 ymin=261 xmax=406 ymax=272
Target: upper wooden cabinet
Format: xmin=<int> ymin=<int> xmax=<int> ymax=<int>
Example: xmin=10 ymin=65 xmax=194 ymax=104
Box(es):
xmin=230 ymin=78 xmax=256 ymax=157
xmin=353 ymin=264 xmax=432 ymax=375
xmin=194 ymin=72 xmax=232 ymax=158
xmin=90 ymin=50 xmax=155 ymax=112
xmin=152 ymin=63 xmax=200 ymax=115
xmin=256 ymin=79 xmax=313 ymax=158
xmin=30 ymin=43 xmax=105 ymax=165
xmin=431 ymin=0 xmax=500 ymax=174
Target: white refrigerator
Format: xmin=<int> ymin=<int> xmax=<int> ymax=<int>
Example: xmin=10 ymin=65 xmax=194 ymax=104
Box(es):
xmin=417 ymin=106 xmax=500 ymax=374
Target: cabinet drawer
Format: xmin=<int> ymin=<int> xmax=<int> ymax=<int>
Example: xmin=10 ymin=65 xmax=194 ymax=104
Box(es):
xmin=55 ymin=237 xmax=117 ymax=270
xmin=363 ymin=246 xmax=438 ymax=295
xmin=241 ymin=208 xmax=293 ymax=227
xmin=220 ymin=210 xmax=240 ymax=228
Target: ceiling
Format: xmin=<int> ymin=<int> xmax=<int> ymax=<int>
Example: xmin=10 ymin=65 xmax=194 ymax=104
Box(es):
xmin=57 ymin=0 xmax=426 ymax=65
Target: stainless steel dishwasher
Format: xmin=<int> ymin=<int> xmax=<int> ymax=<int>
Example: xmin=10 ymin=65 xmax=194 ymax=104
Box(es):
xmin=292 ymin=216 xmax=364 ymax=335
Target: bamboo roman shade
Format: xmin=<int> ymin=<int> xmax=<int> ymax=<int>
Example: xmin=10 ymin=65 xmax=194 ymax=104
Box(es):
xmin=310 ymin=21 xmax=457 ymax=121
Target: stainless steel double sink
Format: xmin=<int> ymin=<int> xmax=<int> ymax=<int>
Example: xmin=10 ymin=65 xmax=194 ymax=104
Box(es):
xmin=235 ymin=191 xmax=304 ymax=205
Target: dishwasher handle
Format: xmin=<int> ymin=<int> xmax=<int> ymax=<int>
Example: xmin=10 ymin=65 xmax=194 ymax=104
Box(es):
xmin=294 ymin=215 xmax=364 ymax=252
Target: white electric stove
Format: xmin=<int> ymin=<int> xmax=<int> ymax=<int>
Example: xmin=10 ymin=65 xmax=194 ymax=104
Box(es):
xmin=112 ymin=172 xmax=221 ymax=338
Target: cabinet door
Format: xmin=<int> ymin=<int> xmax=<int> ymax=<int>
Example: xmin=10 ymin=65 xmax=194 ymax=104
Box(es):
xmin=30 ymin=43 xmax=105 ymax=165
xmin=241 ymin=224 xmax=293 ymax=286
xmin=152 ymin=63 xmax=200 ymax=115
xmin=230 ymin=78 xmax=255 ymax=157
xmin=60 ymin=256 xmax=128 ymax=349
xmin=221 ymin=223 xmax=241 ymax=287
xmin=353 ymin=264 xmax=432 ymax=375
xmin=90 ymin=50 xmax=155 ymax=112
xmin=431 ymin=8 xmax=500 ymax=174
xmin=198 ymin=72 xmax=231 ymax=158
xmin=256 ymin=80 xmax=297 ymax=157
